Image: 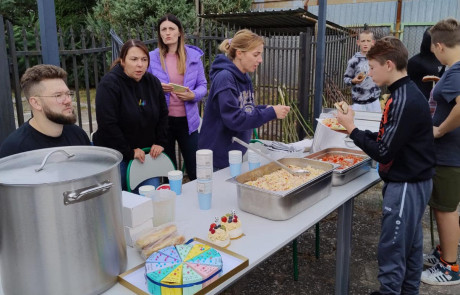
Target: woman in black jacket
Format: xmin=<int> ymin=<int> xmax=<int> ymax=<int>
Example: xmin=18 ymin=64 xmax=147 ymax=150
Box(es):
xmin=93 ymin=39 xmax=169 ymax=190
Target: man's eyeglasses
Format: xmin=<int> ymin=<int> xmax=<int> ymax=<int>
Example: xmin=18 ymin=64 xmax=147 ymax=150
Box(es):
xmin=35 ymin=91 xmax=76 ymax=103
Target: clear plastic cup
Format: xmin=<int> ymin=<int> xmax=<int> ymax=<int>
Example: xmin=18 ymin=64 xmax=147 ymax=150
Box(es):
xmin=152 ymin=190 xmax=176 ymax=226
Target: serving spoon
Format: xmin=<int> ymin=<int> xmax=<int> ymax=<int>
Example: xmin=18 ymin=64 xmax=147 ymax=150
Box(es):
xmin=232 ymin=137 xmax=310 ymax=176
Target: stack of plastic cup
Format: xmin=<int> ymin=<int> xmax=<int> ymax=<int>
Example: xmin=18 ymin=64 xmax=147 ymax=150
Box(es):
xmin=196 ymin=149 xmax=213 ymax=168
xmin=168 ymin=170 xmax=183 ymax=196
xmin=248 ymin=149 xmax=261 ymax=171
xmin=196 ymin=179 xmax=212 ymax=210
xmin=196 ymin=149 xmax=213 ymax=210
xmin=138 ymin=185 xmax=156 ymax=198
xmin=229 ymin=150 xmax=242 ymax=177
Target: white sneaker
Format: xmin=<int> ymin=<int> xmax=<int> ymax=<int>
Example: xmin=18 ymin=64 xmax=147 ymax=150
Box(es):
xmin=421 ymin=262 xmax=460 ymax=286
xmin=423 ymin=245 xmax=441 ymax=267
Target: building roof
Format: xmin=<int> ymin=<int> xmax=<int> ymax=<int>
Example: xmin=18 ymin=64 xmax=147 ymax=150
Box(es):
xmin=199 ymin=8 xmax=349 ymax=35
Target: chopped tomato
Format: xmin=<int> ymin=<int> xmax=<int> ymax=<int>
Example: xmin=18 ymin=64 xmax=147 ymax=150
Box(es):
xmin=318 ymin=154 xmax=363 ymax=169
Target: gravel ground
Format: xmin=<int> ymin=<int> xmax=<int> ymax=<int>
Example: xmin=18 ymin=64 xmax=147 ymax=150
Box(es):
xmin=219 ymin=181 xmax=460 ymax=295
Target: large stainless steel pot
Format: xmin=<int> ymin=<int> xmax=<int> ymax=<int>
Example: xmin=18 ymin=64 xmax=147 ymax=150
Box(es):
xmin=0 ymin=146 xmax=126 ymax=295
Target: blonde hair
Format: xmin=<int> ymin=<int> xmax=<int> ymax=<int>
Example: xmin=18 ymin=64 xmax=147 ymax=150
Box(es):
xmin=359 ymin=30 xmax=374 ymax=40
xmin=157 ymin=14 xmax=186 ymax=75
xmin=218 ymin=29 xmax=264 ymax=60
xmin=430 ymin=18 xmax=460 ymax=48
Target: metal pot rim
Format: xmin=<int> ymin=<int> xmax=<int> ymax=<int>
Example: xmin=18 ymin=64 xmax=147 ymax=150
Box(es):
xmin=0 ymin=146 xmax=122 ymax=185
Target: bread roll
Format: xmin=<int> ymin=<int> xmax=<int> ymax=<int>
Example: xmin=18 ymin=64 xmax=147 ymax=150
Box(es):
xmin=357 ymin=72 xmax=366 ymax=80
xmin=141 ymin=235 xmax=186 ymax=259
xmin=135 ymin=224 xmax=177 ymax=249
xmin=334 ymin=101 xmax=349 ymax=114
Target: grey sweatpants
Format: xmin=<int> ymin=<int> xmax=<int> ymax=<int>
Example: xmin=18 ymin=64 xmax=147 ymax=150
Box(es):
xmin=378 ymin=180 xmax=432 ymax=295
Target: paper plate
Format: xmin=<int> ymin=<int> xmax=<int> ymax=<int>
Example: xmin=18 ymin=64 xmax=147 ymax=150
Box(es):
xmin=316 ymin=118 xmax=347 ymax=133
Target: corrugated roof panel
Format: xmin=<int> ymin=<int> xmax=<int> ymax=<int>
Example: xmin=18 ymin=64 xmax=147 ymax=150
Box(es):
xmin=295 ymin=0 xmax=460 ymax=26
xmin=402 ymin=0 xmax=460 ymax=23
xmin=308 ymin=1 xmax=397 ymax=26
xmin=200 ymin=9 xmax=349 ymax=35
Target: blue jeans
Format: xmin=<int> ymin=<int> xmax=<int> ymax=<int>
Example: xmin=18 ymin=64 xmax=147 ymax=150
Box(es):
xmin=164 ymin=116 xmax=198 ymax=180
xmin=120 ymin=160 xmax=160 ymax=193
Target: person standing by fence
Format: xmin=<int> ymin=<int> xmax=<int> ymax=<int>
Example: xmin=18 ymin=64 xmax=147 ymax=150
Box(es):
xmin=421 ymin=18 xmax=460 ymax=286
xmin=198 ymin=29 xmax=290 ymax=170
xmin=93 ymin=39 xmax=169 ymax=191
xmin=148 ymin=14 xmax=207 ymax=181
xmin=344 ymin=30 xmax=382 ymax=112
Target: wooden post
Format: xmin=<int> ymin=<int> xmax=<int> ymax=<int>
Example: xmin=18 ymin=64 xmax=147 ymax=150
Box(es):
xmin=0 ymin=15 xmax=16 ymax=145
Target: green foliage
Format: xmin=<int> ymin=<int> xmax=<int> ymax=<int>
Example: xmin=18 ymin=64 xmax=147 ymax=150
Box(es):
xmin=85 ymin=0 xmax=196 ymax=38
xmin=55 ymin=0 xmax=97 ymax=29
xmin=0 ymin=0 xmax=37 ymax=27
xmin=201 ymin=0 xmax=253 ymax=14
xmin=0 ymin=0 xmax=95 ymax=30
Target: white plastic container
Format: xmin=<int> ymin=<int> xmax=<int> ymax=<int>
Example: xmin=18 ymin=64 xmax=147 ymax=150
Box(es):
xmin=196 ymin=149 xmax=213 ymax=167
xmin=152 ymin=190 xmax=176 ymax=226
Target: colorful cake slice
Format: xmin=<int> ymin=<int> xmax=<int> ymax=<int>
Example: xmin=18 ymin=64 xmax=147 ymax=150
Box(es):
xmin=182 ymin=264 xmax=202 ymax=295
xmin=146 ymin=264 xmax=180 ymax=295
xmin=176 ymin=244 xmax=193 ymax=261
xmin=145 ymin=260 xmax=179 ymax=273
xmin=184 ymin=244 xmax=211 ymax=261
xmin=160 ymin=264 xmax=183 ymax=295
xmin=146 ymin=251 xmax=180 ymax=264
xmin=186 ymin=248 xmax=222 ymax=267
xmin=185 ymin=262 xmax=222 ymax=287
xmin=158 ymin=245 xmax=182 ymax=261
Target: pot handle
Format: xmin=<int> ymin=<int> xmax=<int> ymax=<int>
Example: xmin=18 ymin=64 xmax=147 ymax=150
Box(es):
xmin=35 ymin=149 xmax=75 ymax=172
xmin=63 ymin=180 xmax=113 ymax=205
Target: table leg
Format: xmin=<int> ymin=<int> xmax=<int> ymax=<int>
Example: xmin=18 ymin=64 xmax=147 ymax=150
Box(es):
xmin=335 ymin=198 xmax=354 ymax=295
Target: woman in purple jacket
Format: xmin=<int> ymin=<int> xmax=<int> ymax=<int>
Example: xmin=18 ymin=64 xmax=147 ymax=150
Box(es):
xmin=148 ymin=14 xmax=207 ymax=180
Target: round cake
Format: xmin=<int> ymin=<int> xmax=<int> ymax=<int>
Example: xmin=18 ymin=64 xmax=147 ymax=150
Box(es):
xmin=208 ymin=225 xmax=230 ymax=248
xmin=145 ymin=243 xmax=223 ymax=295
xmin=220 ymin=211 xmax=243 ymax=239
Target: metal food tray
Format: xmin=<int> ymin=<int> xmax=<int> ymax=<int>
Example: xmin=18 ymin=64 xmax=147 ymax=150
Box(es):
xmin=228 ymin=158 xmax=335 ymax=221
xmin=305 ymin=148 xmax=372 ymax=186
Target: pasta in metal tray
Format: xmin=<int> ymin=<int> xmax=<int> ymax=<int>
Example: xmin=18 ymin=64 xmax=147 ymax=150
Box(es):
xmin=244 ymin=165 xmax=324 ymax=191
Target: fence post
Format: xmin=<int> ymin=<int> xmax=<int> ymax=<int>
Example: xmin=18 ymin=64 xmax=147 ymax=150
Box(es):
xmin=37 ymin=0 xmax=60 ymax=65
xmin=0 ymin=15 xmax=16 ymax=145
xmin=298 ymin=32 xmax=312 ymax=139
xmin=313 ymin=2 xmax=327 ymax=130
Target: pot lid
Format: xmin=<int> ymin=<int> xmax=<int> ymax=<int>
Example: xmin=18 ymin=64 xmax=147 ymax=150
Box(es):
xmin=0 ymin=146 xmax=122 ymax=185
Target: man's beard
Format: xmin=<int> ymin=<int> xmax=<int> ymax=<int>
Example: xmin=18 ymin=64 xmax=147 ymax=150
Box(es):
xmin=43 ymin=104 xmax=77 ymax=125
